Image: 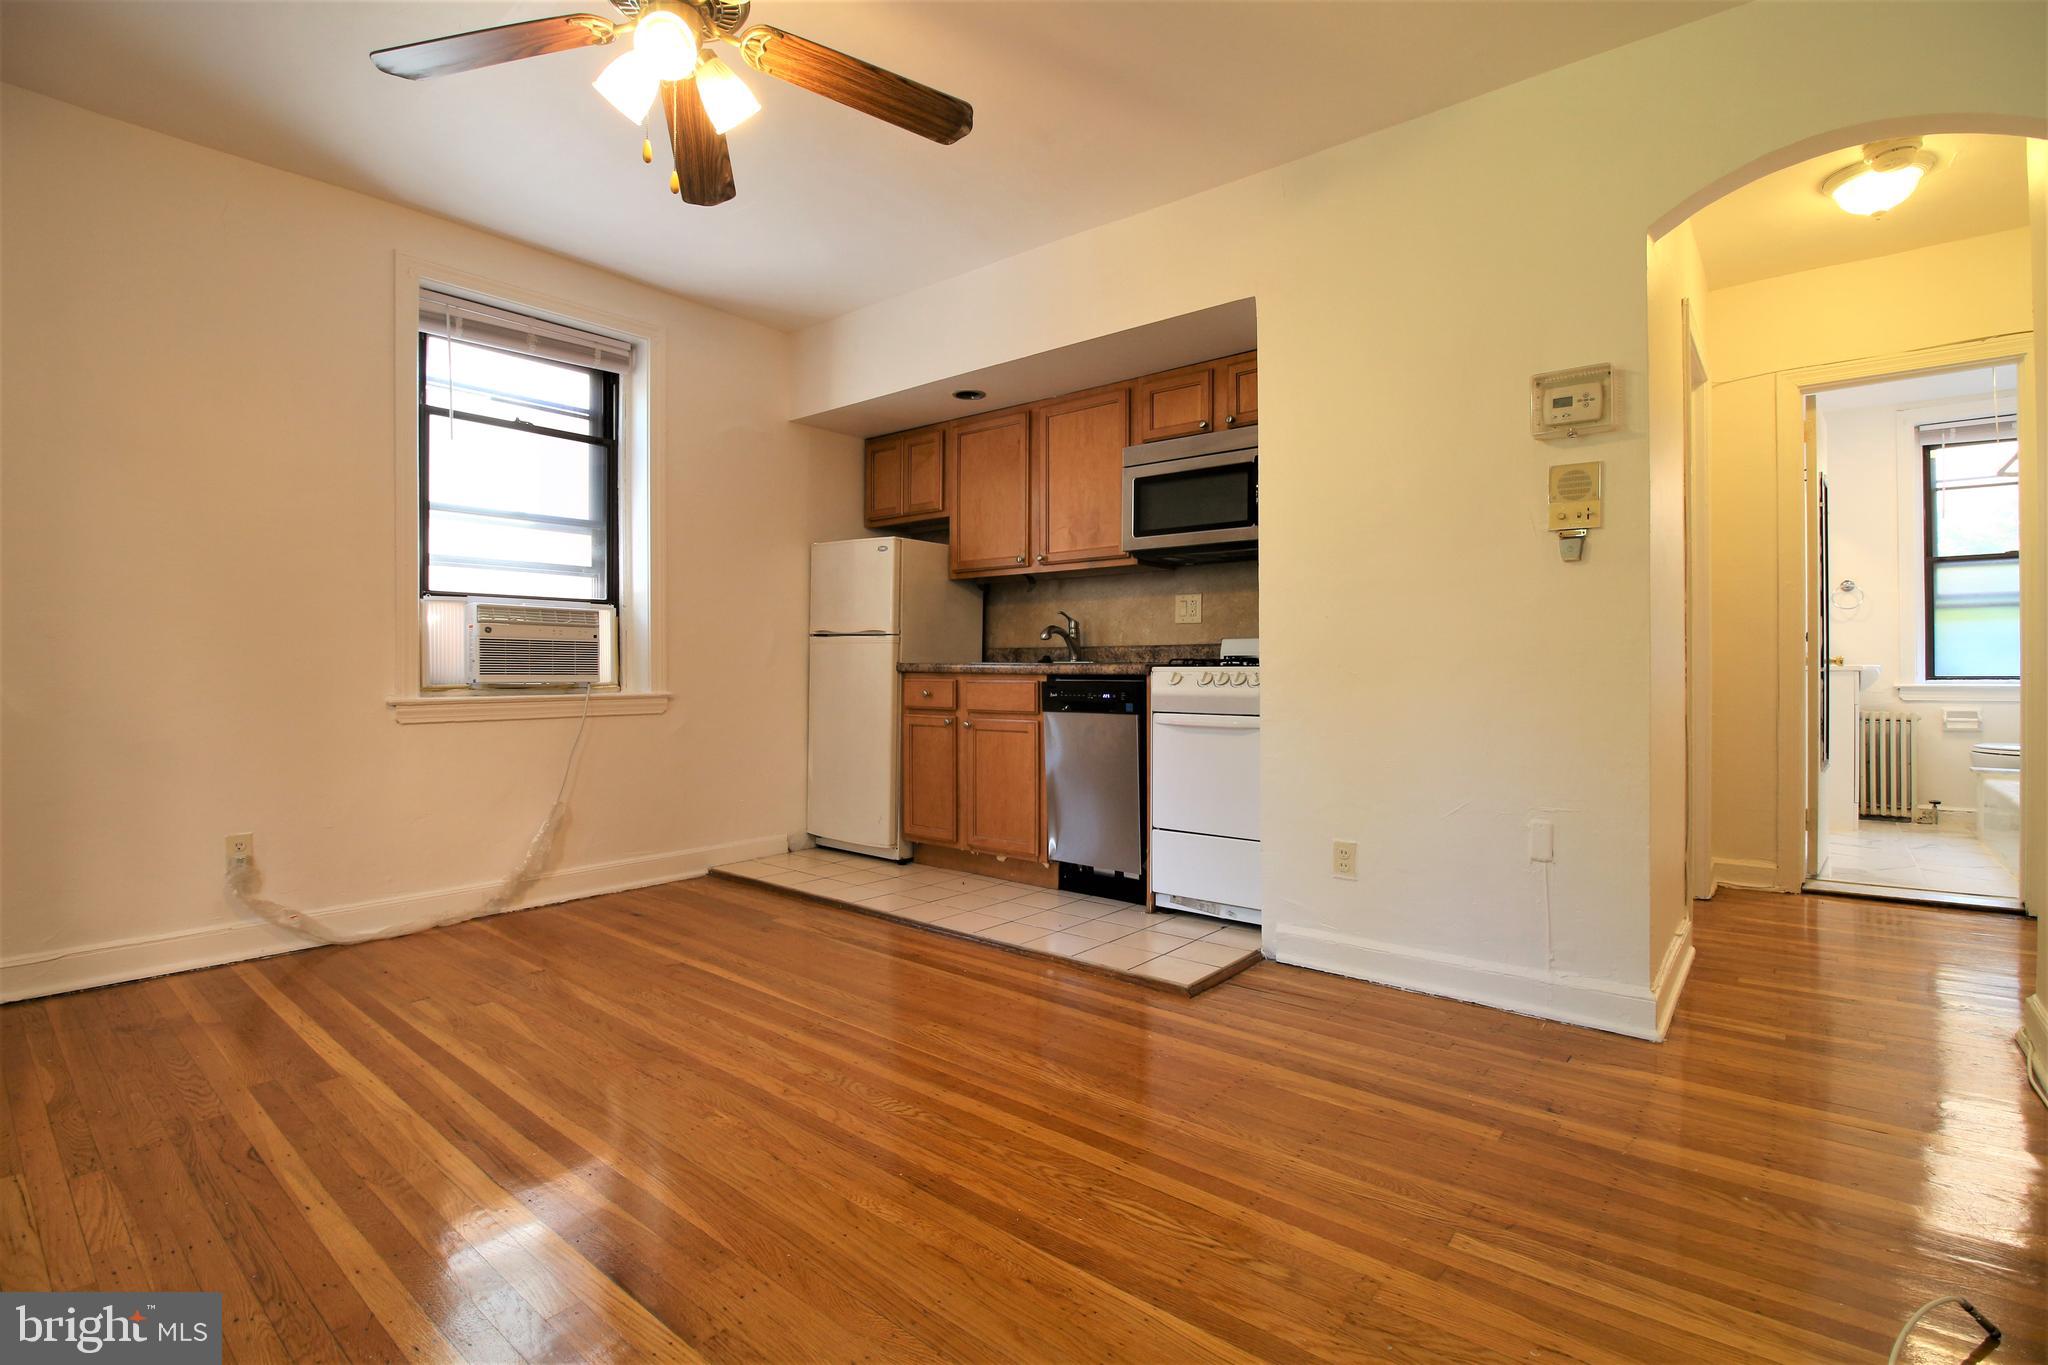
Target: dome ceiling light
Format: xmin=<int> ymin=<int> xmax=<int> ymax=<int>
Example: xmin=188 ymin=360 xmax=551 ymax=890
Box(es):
xmin=1821 ymin=139 xmax=1938 ymax=217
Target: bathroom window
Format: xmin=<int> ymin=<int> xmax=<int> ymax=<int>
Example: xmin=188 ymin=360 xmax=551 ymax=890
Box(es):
xmin=1922 ymin=426 xmax=2019 ymax=680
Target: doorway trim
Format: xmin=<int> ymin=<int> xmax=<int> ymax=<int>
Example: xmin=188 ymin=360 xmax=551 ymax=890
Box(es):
xmin=1768 ymin=332 xmax=2036 ymax=894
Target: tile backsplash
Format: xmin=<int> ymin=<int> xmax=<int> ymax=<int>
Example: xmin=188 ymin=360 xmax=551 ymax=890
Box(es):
xmin=984 ymin=560 xmax=1257 ymax=651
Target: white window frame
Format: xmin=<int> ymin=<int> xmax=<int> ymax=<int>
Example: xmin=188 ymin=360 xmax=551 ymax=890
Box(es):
xmin=387 ymin=254 xmax=669 ymax=723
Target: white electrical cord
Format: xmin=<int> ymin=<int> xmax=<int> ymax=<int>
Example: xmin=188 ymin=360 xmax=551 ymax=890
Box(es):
xmin=2019 ymin=1024 xmax=2048 ymax=1110
xmin=226 ymin=684 xmax=594 ymax=946
xmin=1888 ymin=1294 xmax=2002 ymax=1364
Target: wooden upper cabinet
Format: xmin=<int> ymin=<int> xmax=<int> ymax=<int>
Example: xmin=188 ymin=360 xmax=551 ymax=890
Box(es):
xmin=1034 ymin=386 xmax=1135 ymax=571
xmin=903 ymin=428 xmax=946 ymax=518
xmin=901 ymin=711 xmax=961 ymax=847
xmin=1218 ymin=352 xmax=1258 ymax=430
xmin=949 ymin=409 xmax=1033 ymax=574
xmin=960 ymin=715 xmax=1042 ymax=859
xmin=864 ymin=436 xmax=908 ymax=522
xmin=1133 ymin=363 xmax=1216 ymax=442
xmin=865 ymin=425 xmax=945 ymax=526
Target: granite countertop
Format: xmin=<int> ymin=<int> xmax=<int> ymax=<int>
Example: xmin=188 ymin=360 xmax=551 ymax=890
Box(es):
xmin=897 ymin=661 xmax=1153 ymax=677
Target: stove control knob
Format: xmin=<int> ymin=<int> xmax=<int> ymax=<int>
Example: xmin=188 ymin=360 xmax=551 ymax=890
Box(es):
xmin=1229 ymin=673 xmax=1247 ymax=687
xmin=1167 ymin=671 xmax=1183 ymax=686
xmin=1198 ymin=672 xmax=1213 ymax=686
xmin=1248 ymin=671 xmax=1260 ymax=686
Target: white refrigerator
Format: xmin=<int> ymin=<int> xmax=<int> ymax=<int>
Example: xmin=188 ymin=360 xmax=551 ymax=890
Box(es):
xmin=808 ymin=537 xmax=982 ymax=859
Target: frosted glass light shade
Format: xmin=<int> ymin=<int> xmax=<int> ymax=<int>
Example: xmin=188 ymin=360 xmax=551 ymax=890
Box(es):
xmin=694 ymin=53 xmax=760 ymax=134
xmin=632 ymin=10 xmax=697 ymax=81
xmin=593 ymin=49 xmax=659 ymax=123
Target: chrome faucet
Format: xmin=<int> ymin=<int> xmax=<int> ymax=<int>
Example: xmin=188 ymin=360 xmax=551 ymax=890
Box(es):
xmin=1040 ymin=610 xmax=1083 ymax=662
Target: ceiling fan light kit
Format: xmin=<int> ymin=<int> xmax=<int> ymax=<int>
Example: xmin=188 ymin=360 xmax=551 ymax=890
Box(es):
xmin=592 ymin=47 xmax=661 ymax=122
xmin=1821 ymin=138 xmax=1938 ymax=217
xmin=369 ymin=0 xmax=975 ymax=207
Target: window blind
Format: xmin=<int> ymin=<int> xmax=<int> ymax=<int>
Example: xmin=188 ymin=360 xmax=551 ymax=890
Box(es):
xmin=419 ymin=289 xmax=634 ymax=375
xmin=1916 ymin=413 xmax=2016 ymax=446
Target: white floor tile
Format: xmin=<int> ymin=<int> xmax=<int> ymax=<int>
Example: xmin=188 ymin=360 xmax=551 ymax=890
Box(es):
xmin=1131 ymin=955 xmax=1216 ymax=987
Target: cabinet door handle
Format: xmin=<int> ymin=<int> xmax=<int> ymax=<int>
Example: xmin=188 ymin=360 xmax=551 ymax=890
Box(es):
xmin=942 ymin=718 xmax=952 ymax=726
xmin=1036 ymin=554 xmax=1047 ymax=563
xmin=1197 ymin=420 xmax=1210 ymax=430
xmin=1015 ymin=555 xmax=1026 ymax=564
xmin=1224 ymin=415 xmax=1235 ymax=426
xmin=920 ymin=688 xmax=931 ymax=697
xmin=962 ymin=721 xmax=973 ymax=728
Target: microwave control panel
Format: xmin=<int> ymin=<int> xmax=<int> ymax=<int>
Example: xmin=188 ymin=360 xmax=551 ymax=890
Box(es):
xmin=1530 ymin=363 xmax=1617 ymax=439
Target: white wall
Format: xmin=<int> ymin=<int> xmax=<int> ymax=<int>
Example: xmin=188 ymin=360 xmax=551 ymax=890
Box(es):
xmin=788 ymin=2 xmax=2046 ymax=1037
xmin=1706 ymin=230 xmax=2033 ymax=883
xmin=0 ymin=87 xmax=864 ymax=998
xmin=2022 ymin=136 xmax=2047 ymax=1099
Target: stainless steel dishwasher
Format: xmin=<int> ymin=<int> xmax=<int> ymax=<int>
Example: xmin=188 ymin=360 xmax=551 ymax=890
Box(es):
xmin=1042 ymin=677 xmax=1145 ymax=902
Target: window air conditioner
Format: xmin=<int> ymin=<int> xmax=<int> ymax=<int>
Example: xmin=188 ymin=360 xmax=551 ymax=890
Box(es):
xmin=464 ymin=597 xmax=611 ymax=687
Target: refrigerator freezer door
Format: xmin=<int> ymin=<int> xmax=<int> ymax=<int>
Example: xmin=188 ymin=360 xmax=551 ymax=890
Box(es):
xmin=811 ymin=538 xmax=900 ymax=635
xmin=807 ymin=634 xmax=904 ymax=854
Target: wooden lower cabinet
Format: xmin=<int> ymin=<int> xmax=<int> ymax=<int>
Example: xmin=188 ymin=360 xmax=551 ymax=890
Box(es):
xmin=901 ymin=674 xmax=1044 ymax=861
xmin=960 ymin=716 xmax=1042 ymax=859
xmin=901 ymin=712 xmax=960 ymax=845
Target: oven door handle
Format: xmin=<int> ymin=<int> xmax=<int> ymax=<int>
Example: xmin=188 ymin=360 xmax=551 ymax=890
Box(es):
xmin=1153 ymin=714 xmax=1261 ymax=730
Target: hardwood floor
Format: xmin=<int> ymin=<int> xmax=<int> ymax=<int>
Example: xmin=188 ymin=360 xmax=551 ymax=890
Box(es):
xmin=3 ymin=880 xmax=2041 ymax=1362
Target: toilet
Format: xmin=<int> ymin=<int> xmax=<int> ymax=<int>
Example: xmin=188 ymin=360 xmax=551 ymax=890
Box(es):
xmin=1970 ymin=742 xmax=2023 ymax=878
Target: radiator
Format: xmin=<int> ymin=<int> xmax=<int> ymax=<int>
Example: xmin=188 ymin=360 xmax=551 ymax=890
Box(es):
xmin=1858 ymin=711 xmax=1918 ymax=819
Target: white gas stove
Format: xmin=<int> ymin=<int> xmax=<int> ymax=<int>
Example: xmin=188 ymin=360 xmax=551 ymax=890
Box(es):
xmin=1149 ymin=638 xmax=1261 ymax=926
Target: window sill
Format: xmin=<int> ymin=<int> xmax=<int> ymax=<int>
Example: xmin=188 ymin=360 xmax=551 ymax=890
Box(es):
xmin=1895 ymin=681 xmax=2019 ymax=704
xmin=387 ymin=691 xmax=670 ymax=725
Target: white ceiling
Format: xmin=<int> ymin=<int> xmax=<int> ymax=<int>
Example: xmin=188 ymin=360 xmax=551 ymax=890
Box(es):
xmin=1688 ymin=133 xmax=2033 ymax=290
xmin=1 ymin=1 xmax=1726 ymax=330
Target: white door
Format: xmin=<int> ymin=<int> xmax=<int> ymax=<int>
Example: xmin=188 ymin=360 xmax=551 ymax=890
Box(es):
xmin=811 ymin=539 xmax=900 ymax=635
xmin=807 ymin=634 xmax=901 ymax=850
xmin=1150 ymin=713 xmax=1260 ymax=839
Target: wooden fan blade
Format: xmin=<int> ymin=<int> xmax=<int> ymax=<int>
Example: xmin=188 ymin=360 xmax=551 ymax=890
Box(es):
xmin=735 ymin=26 xmax=973 ymax=145
xmin=371 ymin=14 xmax=615 ymax=80
xmin=661 ymin=80 xmax=738 ymax=207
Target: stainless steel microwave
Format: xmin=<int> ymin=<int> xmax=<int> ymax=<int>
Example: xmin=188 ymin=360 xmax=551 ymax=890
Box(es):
xmin=1121 ymin=428 xmax=1258 ymax=562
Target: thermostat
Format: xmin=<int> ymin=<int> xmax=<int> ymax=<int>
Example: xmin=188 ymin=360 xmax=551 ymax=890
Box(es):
xmin=1531 ymin=363 xmax=1617 ymax=439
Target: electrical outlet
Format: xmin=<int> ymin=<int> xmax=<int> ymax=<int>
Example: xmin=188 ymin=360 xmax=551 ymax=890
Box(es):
xmin=1174 ymin=593 xmax=1202 ymax=625
xmin=224 ymin=833 xmax=254 ymax=869
xmin=1527 ymin=819 xmax=1555 ymax=863
xmin=1332 ymin=840 xmax=1358 ymax=879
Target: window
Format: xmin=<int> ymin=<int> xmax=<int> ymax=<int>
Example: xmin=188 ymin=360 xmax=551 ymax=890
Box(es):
xmin=1922 ymin=420 xmax=2019 ymax=680
xmin=418 ymin=292 xmax=627 ymax=604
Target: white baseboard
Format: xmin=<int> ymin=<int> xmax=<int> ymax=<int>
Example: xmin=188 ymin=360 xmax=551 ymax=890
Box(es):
xmin=0 ymin=834 xmax=789 ymax=1003
xmin=2021 ymin=994 xmax=2048 ymax=1112
xmin=1652 ymin=918 xmax=1696 ymax=1039
xmin=1711 ymin=858 xmax=1781 ymax=891
xmin=1267 ymin=923 xmax=1674 ymax=1041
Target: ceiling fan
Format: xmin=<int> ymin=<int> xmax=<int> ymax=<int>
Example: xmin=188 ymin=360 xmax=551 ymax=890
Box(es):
xmin=371 ymin=1 xmax=973 ymax=207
